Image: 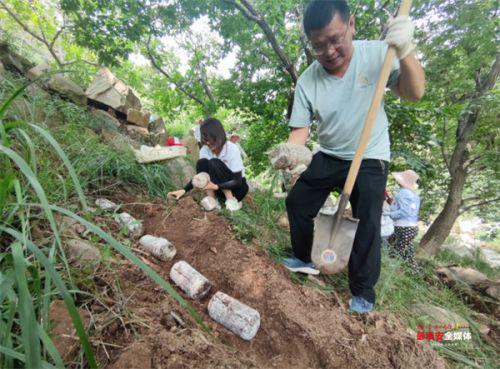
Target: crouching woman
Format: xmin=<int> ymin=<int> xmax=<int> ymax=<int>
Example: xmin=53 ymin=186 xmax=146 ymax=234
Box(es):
xmin=168 ymin=117 xmax=248 ymax=211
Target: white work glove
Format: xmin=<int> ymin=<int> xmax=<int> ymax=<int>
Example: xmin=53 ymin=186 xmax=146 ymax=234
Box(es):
xmin=384 ymin=15 xmax=415 ymax=59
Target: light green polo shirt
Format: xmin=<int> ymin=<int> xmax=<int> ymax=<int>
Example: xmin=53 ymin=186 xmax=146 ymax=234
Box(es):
xmin=289 ymin=40 xmax=400 ymax=161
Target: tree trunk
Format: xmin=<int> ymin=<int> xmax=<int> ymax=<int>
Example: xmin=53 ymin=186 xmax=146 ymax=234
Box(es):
xmin=419 ymin=163 xmax=467 ymax=255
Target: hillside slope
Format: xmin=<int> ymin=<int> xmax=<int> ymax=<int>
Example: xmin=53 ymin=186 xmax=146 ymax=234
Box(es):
xmin=86 ymin=195 xmax=445 ymax=369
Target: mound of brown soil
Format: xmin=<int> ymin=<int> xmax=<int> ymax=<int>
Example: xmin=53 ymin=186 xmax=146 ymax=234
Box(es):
xmin=92 ymin=196 xmax=445 ymax=369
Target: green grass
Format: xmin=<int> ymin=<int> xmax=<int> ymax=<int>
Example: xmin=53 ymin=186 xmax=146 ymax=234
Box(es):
xmin=2 ymin=57 xmax=498 ymax=369
xmin=224 ymin=187 xmax=499 ymax=369
xmin=0 ymin=71 xmax=209 ymax=368
xmin=434 ymin=248 xmax=499 ymax=279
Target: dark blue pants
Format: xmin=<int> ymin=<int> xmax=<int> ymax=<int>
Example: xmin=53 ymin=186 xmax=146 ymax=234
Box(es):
xmin=286 ymin=152 xmax=388 ymax=303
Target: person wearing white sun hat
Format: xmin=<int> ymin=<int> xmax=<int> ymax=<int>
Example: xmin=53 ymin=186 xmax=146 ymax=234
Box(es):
xmin=389 ymin=169 xmax=421 ymax=272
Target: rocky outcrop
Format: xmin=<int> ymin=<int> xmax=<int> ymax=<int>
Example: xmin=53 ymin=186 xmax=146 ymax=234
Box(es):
xmin=436 ymin=266 xmax=489 ymax=289
xmin=479 ymin=248 xmax=500 ymax=269
xmin=26 ymin=63 xmax=87 ymax=106
xmin=48 ymin=74 xmax=87 ymax=106
xmin=91 ymin=108 xmax=121 ymax=128
xmin=0 ymin=41 xmax=33 ymax=73
xmin=164 ymin=156 xmax=195 ymax=188
xmin=126 ymin=124 xmax=149 ymax=140
xmin=85 ymin=67 xmax=141 ymax=113
xmin=149 ymin=116 xmax=165 ymax=134
xmin=127 ymin=108 xmax=150 ymax=128
xmin=436 ymin=266 xmax=500 ymax=315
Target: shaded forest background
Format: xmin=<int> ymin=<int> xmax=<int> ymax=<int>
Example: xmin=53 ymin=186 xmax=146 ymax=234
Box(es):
xmin=0 ymin=0 xmax=498 ymax=254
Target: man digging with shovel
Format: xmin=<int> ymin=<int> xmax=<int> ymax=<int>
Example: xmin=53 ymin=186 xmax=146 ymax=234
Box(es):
xmin=277 ymin=0 xmax=424 ymax=313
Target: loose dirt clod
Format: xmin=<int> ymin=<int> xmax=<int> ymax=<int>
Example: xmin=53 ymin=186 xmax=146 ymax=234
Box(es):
xmin=89 ymin=195 xmax=446 ymax=369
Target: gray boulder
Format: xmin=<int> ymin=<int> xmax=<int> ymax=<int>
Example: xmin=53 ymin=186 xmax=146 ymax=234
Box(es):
xmin=164 ymin=156 xmax=195 ymax=188
xmin=0 ymin=42 xmax=33 ymax=73
xmin=127 ymin=109 xmax=150 ymax=127
xmin=117 ymin=212 xmax=144 ymax=239
xmin=26 ymin=64 xmax=87 ymax=106
xmin=91 ymin=108 xmax=121 ymax=128
xmin=436 ymin=266 xmax=489 ymax=289
xmin=66 ymin=239 xmax=100 ymax=264
xmin=85 ymin=67 xmax=141 ymax=113
xmin=149 ymin=116 xmax=165 ymax=134
xmin=479 ymin=248 xmax=500 ymax=269
xmin=48 ymin=74 xmax=87 ymax=106
xmin=442 ymin=238 xmax=478 ymax=259
xmin=485 ymin=283 xmax=500 ymax=301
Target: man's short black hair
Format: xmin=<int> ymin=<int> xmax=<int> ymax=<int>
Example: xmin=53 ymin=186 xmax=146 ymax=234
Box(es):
xmin=303 ymin=0 xmax=350 ymax=37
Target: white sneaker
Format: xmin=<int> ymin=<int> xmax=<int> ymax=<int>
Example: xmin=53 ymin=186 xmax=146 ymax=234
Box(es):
xmin=200 ymin=196 xmax=221 ymax=211
xmin=225 ymin=198 xmax=242 ymax=211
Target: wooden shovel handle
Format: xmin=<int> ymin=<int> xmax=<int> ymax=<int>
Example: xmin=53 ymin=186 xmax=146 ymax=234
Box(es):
xmin=342 ymin=0 xmax=413 ymax=196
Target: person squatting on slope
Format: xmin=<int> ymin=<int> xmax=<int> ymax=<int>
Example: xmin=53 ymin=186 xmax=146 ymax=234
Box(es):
xmin=281 ymin=0 xmax=425 ymax=313
xmin=168 ymin=118 xmax=248 ymax=211
xmin=389 ymin=169 xmax=421 ymax=273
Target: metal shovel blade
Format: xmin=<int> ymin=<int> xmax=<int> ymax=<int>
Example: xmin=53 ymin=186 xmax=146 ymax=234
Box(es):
xmin=312 ymin=208 xmax=359 ymax=275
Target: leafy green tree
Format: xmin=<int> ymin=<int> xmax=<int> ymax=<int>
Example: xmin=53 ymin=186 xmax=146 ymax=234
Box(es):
xmin=0 ymin=0 xmax=97 ymax=70
xmin=37 ymin=0 xmax=500 ymax=253
xmin=416 ymin=0 xmax=499 ymax=254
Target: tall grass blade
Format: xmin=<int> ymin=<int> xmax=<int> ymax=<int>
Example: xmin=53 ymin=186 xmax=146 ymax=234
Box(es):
xmin=15 ymin=128 xmax=37 ymax=174
xmin=0 ymin=172 xmax=15 ymax=214
xmin=0 ymin=297 xmax=16 ymax=369
xmin=0 ymin=144 xmax=73 ymax=287
xmin=0 ymin=345 xmax=56 ymax=369
xmin=435 ymin=345 xmax=481 ymax=368
xmin=29 ymin=124 xmax=88 ymax=211
xmin=14 ymin=177 xmax=53 ymax=335
xmin=1 ymin=226 xmax=98 ymax=369
xmin=37 ymin=323 xmax=65 ymax=369
xmin=12 ymin=242 xmax=42 ymax=369
xmin=0 ymin=120 xmax=6 ymax=145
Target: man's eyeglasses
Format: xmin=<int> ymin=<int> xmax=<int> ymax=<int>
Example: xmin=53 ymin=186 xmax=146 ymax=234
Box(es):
xmin=311 ymin=26 xmax=349 ymax=56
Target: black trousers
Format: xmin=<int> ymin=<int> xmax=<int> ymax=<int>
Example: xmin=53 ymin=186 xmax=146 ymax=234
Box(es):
xmin=196 ymin=158 xmax=248 ymax=202
xmin=286 ymin=152 xmax=388 ymax=303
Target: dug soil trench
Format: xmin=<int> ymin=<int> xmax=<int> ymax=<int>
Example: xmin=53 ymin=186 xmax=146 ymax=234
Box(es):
xmin=90 ymin=196 xmax=445 ymax=369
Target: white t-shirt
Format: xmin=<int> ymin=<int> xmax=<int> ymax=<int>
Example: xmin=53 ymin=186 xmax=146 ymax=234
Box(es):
xmin=199 ymin=142 xmax=245 ymax=177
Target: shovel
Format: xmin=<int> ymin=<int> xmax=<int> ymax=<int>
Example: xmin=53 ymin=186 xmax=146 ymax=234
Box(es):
xmin=311 ymin=0 xmax=413 ymax=274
